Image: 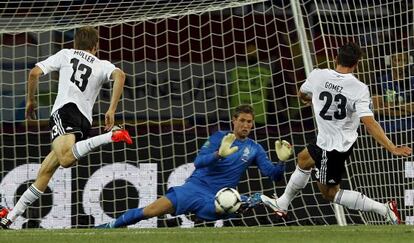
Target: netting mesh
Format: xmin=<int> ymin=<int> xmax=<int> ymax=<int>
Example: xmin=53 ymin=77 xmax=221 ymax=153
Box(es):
xmin=0 ymin=0 xmax=265 ymax=33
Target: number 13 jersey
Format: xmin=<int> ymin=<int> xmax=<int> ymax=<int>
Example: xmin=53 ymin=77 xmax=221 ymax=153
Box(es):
xmin=36 ymin=49 xmax=117 ymax=124
xmin=300 ymin=68 xmax=373 ymax=152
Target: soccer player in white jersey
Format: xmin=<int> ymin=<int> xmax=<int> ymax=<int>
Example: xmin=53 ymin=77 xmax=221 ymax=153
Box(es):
xmin=261 ymin=42 xmax=411 ymax=224
xmin=0 ymin=26 xmax=132 ymax=229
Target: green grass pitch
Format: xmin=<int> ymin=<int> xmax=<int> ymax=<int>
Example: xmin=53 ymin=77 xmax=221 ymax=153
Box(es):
xmin=1 ymin=225 xmax=414 ymax=243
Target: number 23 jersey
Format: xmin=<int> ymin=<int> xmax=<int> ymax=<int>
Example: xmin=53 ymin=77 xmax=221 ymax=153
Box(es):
xmin=300 ymin=68 xmax=373 ymax=152
xmin=36 ymin=49 xmax=117 ymax=124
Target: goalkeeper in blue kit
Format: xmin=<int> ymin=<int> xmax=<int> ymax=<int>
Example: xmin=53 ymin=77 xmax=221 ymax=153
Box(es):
xmin=97 ymin=104 xmax=293 ymax=228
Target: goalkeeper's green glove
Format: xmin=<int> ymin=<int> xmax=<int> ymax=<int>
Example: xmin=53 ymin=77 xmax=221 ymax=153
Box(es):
xmin=275 ymin=140 xmax=293 ymax=161
xmin=218 ymin=133 xmax=238 ymax=158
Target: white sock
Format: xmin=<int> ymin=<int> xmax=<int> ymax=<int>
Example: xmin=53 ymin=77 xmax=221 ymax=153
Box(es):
xmin=7 ymin=185 xmax=43 ymax=222
xmin=72 ymin=132 xmax=112 ymax=159
xmin=334 ymin=189 xmax=387 ymax=215
xmin=277 ymin=166 xmax=311 ymax=210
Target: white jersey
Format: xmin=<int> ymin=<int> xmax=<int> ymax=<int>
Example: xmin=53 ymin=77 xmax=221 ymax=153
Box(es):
xmin=300 ymin=68 xmax=373 ymax=152
xmin=36 ymin=49 xmax=117 ymax=124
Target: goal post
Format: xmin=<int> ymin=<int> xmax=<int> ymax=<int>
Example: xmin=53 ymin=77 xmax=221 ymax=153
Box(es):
xmin=1 ymin=0 xmax=413 ymax=228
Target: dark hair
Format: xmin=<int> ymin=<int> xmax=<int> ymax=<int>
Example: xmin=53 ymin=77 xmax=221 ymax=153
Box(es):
xmin=74 ymin=26 xmax=99 ymax=51
xmin=336 ymin=42 xmax=362 ymax=67
xmin=232 ymin=104 xmax=255 ymax=119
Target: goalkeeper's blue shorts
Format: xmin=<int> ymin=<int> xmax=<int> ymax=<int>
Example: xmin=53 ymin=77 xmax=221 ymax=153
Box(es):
xmin=165 ymin=181 xmax=218 ymax=221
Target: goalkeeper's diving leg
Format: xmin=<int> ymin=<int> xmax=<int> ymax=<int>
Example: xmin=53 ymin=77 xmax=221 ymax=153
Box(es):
xmin=96 ymin=197 xmax=174 ymax=228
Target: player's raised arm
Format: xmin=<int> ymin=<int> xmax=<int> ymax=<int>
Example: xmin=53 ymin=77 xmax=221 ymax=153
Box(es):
xmin=360 ymin=116 xmax=411 ymax=156
xmin=105 ymin=68 xmax=126 ymax=131
xmin=218 ymin=133 xmax=238 ymax=157
xmin=25 ymin=66 xmax=43 ymax=120
xmin=193 ymin=132 xmax=233 ymax=168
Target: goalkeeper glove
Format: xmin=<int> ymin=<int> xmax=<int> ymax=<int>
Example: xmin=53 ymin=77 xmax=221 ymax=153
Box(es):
xmin=218 ymin=133 xmax=238 ymax=157
xmin=275 ymin=140 xmax=293 ymax=161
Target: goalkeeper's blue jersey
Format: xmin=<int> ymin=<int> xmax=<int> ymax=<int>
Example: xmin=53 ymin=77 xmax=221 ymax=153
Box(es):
xmin=187 ymin=131 xmax=285 ymax=193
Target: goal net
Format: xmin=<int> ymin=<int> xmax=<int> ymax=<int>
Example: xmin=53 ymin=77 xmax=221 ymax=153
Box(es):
xmin=1 ymin=0 xmax=413 ymax=228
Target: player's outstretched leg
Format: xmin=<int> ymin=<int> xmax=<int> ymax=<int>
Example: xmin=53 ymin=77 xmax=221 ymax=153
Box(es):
xmin=96 ymin=208 xmax=147 ymax=229
xmin=72 ymin=125 xmax=132 ymax=160
xmin=1 ymin=185 xmax=44 ymax=229
xmin=0 ymin=151 xmax=59 ymax=229
xmin=1 ymin=186 xmax=43 ymax=229
xmin=334 ymin=189 xmax=401 ymax=225
xmin=262 ymin=166 xmax=311 ymax=217
xmin=96 ymin=197 xmax=174 ymax=229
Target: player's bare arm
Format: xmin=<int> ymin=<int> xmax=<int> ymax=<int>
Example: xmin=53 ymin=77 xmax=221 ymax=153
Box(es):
xmin=105 ymin=68 xmax=126 ymax=131
xmin=360 ymin=116 xmax=411 ymax=156
xmin=25 ymin=66 xmax=44 ymax=120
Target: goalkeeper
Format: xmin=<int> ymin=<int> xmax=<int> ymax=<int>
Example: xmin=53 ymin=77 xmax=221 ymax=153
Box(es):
xmin=96 ymin=104 xmax=293 ymax=228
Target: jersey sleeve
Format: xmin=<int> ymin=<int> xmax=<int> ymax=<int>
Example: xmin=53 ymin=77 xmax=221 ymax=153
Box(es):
xmin=355 ymin=85 xmax=374 ymax=117
xmin=193 ymin=132 xmax=223 ymax=168
xmin=101 ymin=60 xmax=118 ymax=83
xmin=35 ymin=49 xmax=66 ymax=75
xmin=299 ymin=69 xmax=317 ymax=94
xmin=254 ymin=144 xmax=285 ymax=182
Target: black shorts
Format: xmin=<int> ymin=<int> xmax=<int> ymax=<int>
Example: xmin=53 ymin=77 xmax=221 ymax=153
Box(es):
xmin=49 ymin=103 xmax=91 ymax=142
xmin=307 ymin=142 xmax=354 ymax=185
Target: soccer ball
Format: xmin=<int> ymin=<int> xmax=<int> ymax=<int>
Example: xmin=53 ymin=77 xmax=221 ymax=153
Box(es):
xmin=214 ymin=187 xmax=242 ymax=214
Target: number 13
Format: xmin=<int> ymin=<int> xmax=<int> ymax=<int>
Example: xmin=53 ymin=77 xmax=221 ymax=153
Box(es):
xmin=70 ymin=58 xmax=91 ymax=92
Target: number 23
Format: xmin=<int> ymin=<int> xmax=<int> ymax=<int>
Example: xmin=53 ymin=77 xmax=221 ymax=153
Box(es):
xmin=319 ymin=91 xmax=347 ymax=120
